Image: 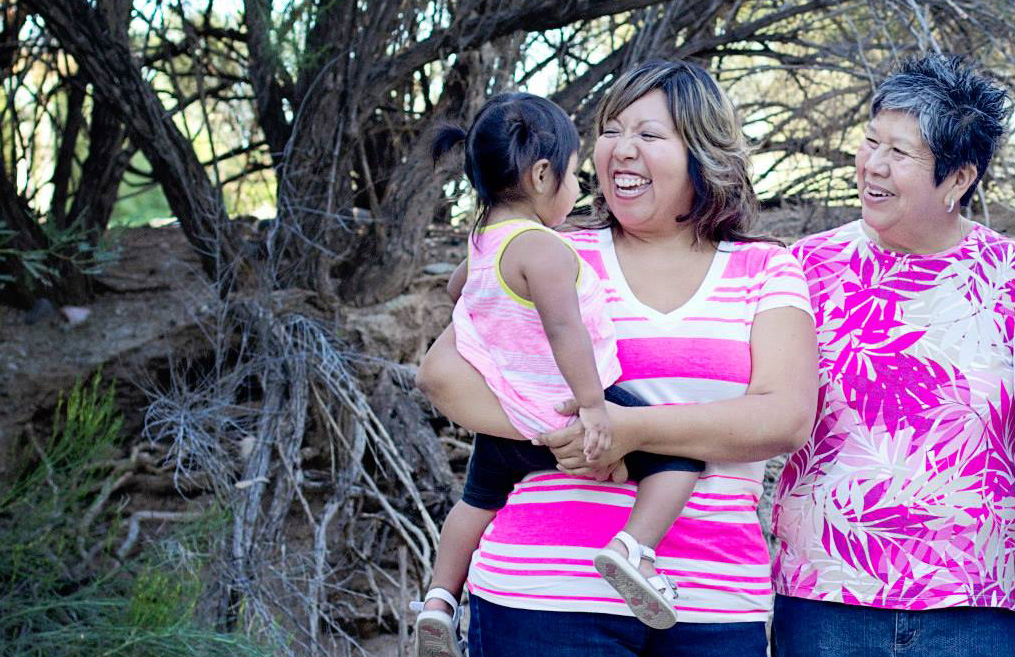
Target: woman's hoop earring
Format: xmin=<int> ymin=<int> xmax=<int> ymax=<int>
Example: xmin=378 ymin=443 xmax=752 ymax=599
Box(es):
xmin=946 ymin=197 xmax=955 ymax=213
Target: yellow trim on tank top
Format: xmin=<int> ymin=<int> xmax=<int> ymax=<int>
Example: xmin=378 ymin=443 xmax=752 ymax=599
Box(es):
xmin=478 ymin=219 xmax=582 ymax=309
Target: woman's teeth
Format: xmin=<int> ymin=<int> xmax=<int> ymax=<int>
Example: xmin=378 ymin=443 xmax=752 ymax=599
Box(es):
xmin=615 ymin=175 xmax=650 ymax=190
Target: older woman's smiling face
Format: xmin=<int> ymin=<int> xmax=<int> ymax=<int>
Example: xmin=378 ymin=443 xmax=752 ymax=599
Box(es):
xmin=594 ymin=90 xmax=694 ymax=235
xmin=856 ymin=110 xmax=955 ymax=251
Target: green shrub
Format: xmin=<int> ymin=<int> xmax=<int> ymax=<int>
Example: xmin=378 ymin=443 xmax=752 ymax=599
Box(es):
xmin=0 ymin=373 xmax=271 ymax=657
xmin=0 ymin=217 xmax=119 ymax=296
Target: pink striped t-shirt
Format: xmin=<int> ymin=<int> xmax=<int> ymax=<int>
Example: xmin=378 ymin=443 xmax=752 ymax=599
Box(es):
xmin=466 ymin=227 xmax=814 ymax=623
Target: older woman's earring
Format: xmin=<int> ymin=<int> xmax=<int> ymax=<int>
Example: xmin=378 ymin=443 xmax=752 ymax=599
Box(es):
xmin=946 ymin=197 xmax=955 ymax=213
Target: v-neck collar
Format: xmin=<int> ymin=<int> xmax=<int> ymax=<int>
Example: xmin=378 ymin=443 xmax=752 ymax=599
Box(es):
xmin=601 ymin=229 xmax=731 ymax=322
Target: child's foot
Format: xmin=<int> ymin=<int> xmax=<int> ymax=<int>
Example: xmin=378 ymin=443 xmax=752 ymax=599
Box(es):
xmin=411 ymin=588 xmax=465 ymax=657
xmin=422 ymin=596 xmax=455 ymax=615
xmin=594 ymin=530 xmax=679 ymax=629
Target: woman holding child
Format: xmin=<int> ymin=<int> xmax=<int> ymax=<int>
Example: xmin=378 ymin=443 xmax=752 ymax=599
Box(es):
xmin=418 ymin=60 xmax=818 ymax=656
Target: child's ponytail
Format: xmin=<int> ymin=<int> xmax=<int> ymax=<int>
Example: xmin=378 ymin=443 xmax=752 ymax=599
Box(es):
xmin=504 ymin=111 xmax=535 ymax=189
xmin=431 ymin=123 xmax=468 ymax=165
xmin=432 ymin=93 xmax=580 ymax=236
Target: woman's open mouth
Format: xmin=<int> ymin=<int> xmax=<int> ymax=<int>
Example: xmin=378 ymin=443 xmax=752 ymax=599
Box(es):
xmin=614 ymin=173 xmax=651 ymax=198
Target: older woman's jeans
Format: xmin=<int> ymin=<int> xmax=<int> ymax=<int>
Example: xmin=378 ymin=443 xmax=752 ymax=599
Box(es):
xmin=468 ymin=595 xmax=767 ymax=656
xmin=772 ymin=594 xmax=1015 ymax=657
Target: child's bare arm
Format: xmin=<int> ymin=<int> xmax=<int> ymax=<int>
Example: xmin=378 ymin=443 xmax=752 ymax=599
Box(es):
xmin=501 ymin=231 xmax=611 ymax=459
xmin=447 ymin=260 xmax=468 ymax=301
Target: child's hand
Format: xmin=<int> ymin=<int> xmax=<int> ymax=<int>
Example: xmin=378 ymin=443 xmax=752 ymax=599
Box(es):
xmin=579 ymin=405 xmax=611 ymax=462
xmin=608 ymin=459 xmax=629 ymax=483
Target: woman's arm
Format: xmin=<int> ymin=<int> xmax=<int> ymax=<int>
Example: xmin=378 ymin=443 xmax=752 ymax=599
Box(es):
xmin=416 ymin=325 xmax=525 ymax=440
xmin=543 ymin=305 xmax=818 ymax=468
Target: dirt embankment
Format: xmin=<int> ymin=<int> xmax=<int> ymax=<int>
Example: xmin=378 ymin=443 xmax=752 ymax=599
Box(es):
xmin=5 ymin=200 xmax=1013 ymax=483
xmin=0 ymin=224 xmax=464 ymax=482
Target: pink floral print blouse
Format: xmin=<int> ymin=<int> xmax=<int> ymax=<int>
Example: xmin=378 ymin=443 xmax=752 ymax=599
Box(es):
xmin=773 ymin=219 xmax=1015 ymax=610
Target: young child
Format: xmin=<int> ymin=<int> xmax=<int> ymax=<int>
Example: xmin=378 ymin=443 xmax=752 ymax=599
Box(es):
xmin=413 ymin=92 xmax=704 ymax=657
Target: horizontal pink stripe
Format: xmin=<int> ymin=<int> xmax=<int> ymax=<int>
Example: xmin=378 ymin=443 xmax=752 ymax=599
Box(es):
xmin=469 ymin=583 xmax=768 ymax=616
xmin=519 ymin=473 xmax=629 ymax=487
xmin=719 ymin=253 xmax=770 ymax=279
xmin=525 ymin=472 xmax=580 ymax=481
xmin=521 ymin=471 xmax=761 ymax=490
xmin=693 ymin=492 xmax=758 ymax=501
xmin=477 ymin=552 xmax=772 ymax=585
xmin=518 ymin=482 xmax=757 ymax=507
xmin=667 ymin=569 xmax=771 ymax=584
xmin=684 ymin=501 xmax=754 ymax=513
xmin=699 ymin=473 xmax=761 ymax=484
xmin=487 ymin=502 xmax=627 ymax=547
xmin=707 ymin=290 xmax=809 ymax=304
xmin=518 ymin=483 xmax=636 ymax=498
xmin=477 ymin=551 xmax=590 ymax=566
xmin=469 ymin=582 xmax=625 ymax=604
xmin=615 ymin=337 xmax=750 ymax=384
xmin=714 ymin=283 xmax=766 ymax=293
xmin=713 ymin=268 xmax=803 ymax=293
xmin=683 ymin=316 xmax=753 ymax=324
xmin=487 ymin=502 xmax=769 ymax=565
xmin=660 ymin=519 xmax=769 ymax=564
xmin=611 ymin=316 xmax=650 ymax=322
xmin=475 ymin=562 xmax=597 ymax=578
xmin=475 ymin=563 xmax=771 ymax=597
xmin=515 ymin=491 xmax=754 ymax=514
xmin=665 ymin=579 xmax=771 ymax=595
xmin=673 ymin=604 xmax=770 ymax=615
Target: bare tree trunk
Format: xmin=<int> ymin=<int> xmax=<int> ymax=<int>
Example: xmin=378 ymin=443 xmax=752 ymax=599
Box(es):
xmin=26 ymin=0 xmax=239 ymax=284
xmin=69 ymin=0 xmax=132 ymax=237
xmin=243 ymin=0 xmax=291 ymax=168
xmin=0 ymin=176 xmax=45 ymax=308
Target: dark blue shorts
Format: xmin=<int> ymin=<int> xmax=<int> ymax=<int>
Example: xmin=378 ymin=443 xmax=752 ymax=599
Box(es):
xmin=461 ymin=385 xmax=705 ymax=510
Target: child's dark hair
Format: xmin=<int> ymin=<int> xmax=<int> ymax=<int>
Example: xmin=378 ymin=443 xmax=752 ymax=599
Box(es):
xmin=432 ymin=92 xmax=580 ymax=234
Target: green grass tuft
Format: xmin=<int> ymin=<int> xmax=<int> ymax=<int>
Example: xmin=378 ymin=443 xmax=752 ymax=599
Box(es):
xmin=0 ymin=373 xmax=273 ymax=657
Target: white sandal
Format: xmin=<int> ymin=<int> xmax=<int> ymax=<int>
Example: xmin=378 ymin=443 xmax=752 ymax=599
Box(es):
xmin=410 ymin=587 xmax=466 ymax=657
xmin=594 ymin=530 xmax=679 ymax=629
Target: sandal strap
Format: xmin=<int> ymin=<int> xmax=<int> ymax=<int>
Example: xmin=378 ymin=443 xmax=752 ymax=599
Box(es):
xmin=424 ymin=587 xmax=461 ymax=609
xmin=409 ymin=587 xmax=463 ymax=624
xmin=646 ymin=573 xmax=677 ymax=601
xmin=613 ymin=531 xmax=643 ymax=569
xmin=613 ymin=530 xmax=659 ymax=566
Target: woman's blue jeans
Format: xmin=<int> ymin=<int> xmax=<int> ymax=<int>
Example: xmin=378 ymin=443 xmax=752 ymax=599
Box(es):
xmin=772 ymin=594 xmax=1015 ymax=657
xmin=468 ymin=595 xmax=767 ymax=657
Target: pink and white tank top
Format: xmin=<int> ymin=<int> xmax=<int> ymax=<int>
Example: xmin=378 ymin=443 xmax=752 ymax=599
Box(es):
xmin=452 ymin=219 xmax=622 ymax=439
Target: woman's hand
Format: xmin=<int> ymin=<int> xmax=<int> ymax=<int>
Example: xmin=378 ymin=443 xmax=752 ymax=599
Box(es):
xmin=539 ymin=399 xmax=627 ymax=480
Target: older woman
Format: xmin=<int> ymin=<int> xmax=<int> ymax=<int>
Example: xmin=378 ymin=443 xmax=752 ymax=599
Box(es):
xmin=418 ymin=60 xmax=818 ymax=656
xmin=771 ymin=55 xmax=1015 ymax=656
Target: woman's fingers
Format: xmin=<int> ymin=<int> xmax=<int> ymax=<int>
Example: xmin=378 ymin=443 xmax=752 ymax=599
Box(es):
xmin=537 ymin=421 xmax=583 ymax=451
xmin=554 ymin=397 xmax=581 ymax=417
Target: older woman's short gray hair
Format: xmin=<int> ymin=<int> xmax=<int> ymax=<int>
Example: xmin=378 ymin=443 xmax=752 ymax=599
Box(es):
xmin=871 ymin=54 xmax=1011 ymax=207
